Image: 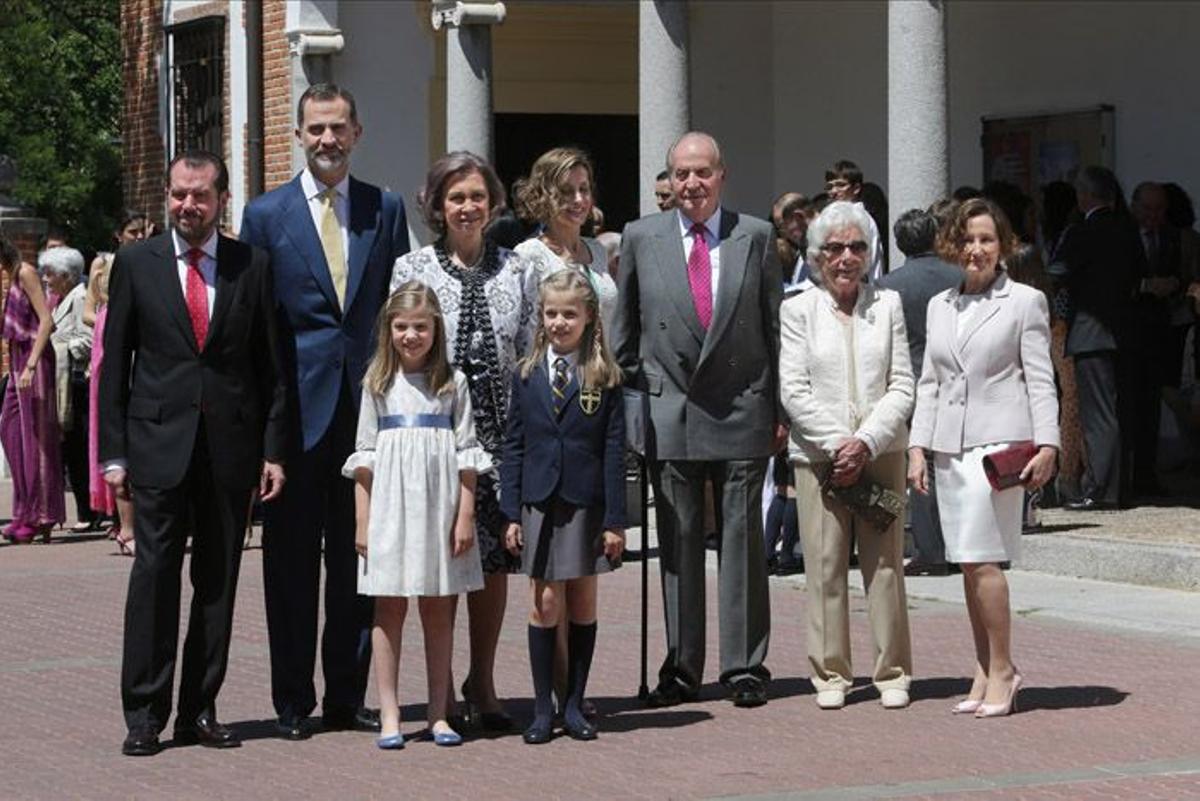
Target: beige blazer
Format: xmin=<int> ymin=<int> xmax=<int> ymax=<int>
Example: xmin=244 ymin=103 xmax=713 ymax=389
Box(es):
xmin=910 ymin=272 xmax=1060 ymax=454
xmin=780 ymin=283 xmax=913 ymax=464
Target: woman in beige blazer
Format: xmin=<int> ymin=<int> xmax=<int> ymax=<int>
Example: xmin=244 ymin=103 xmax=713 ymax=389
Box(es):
xmin=780 ymin=201 xmax=914 ymax=711
xmin=909 ymin=198 xmax=1059 ymax=719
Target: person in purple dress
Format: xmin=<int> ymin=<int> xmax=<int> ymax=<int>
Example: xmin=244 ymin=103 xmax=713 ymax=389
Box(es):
xmin=0 ymin=234 xmax=64 ymax=543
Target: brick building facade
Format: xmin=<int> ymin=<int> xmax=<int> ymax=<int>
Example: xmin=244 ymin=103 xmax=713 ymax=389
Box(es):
xmin=121 ymin=0 xmax=296 ymax=232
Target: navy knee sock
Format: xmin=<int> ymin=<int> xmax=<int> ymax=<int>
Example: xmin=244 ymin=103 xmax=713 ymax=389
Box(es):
xmin=564 ymin=622 xmax=597 ymax=730
xmin=528 ymin=624 xmax=557 ymax=728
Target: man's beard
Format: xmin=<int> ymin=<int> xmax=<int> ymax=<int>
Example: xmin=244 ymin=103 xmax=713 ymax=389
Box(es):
xmin=310 ymin=150 xmax=346 ymax=172
xmin=173 ymin=214 xmax=215 ymax=243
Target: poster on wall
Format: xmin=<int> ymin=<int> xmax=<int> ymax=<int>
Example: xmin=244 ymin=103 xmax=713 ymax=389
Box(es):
xmin=981 ymin=105 xmax=1115 ymax=228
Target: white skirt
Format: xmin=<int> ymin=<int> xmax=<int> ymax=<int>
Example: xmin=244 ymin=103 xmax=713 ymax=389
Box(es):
xmin=933 ymin=443 xmax=1023 ymax=564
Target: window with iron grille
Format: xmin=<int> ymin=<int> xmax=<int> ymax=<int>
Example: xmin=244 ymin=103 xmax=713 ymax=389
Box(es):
xmin=169 ymin=17 xmax=225 ymax=157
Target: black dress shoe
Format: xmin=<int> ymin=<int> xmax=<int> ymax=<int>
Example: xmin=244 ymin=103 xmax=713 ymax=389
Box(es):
xmin=174 ymin=713 xmax=240 ymax=748
xmin=729 ymin=677 xmax=767 ymax=708
xmin=563 ymin=716 xmax=597 ymax=741
xmin=644 ymin=680 xmax=698 ymax=708
xmin=1063 ymin=497 xmax=1117 ymax=512
xmin=354 ymin=707 xmax=382 ymax=732
xmin=461 ymin=680 xmax=514 ymax=731
xmin=322 ymin=706 xmax=382 ymax=732
xmin=122 ymin=729 xmax=161 ymax=757
xmin=774 ymin=560 xmax=804 ymax=576
xmin=275 ymin=716 xmax=310 ymax=741
xmin=522 ymin=718 xmax=553 ymax=745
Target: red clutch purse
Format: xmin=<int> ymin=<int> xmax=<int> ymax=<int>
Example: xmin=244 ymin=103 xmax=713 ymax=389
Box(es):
xmin=982 ymin=442 xmax=1038 ymax=491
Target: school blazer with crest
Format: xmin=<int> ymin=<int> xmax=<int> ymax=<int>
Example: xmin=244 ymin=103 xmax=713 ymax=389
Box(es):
xmin=499 ymin=361 xmax=626 ymax=530
xmin=909 ymin=272 xmax=1061 ymax=455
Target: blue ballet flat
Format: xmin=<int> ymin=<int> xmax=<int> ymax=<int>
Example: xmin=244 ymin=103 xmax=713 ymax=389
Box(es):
xmin=376 ymin=733 xmax=405 ymax=750
xmin=432 ymin=728 xmax=463 ymax=747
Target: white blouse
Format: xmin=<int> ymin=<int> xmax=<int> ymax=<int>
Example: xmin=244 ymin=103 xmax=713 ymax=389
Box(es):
xmin=514 ymin=237 xmax=618 ymax=333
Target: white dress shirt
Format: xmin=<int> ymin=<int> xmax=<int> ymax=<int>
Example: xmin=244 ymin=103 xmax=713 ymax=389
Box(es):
xmin=300 ymin=167 xmax=350 ymax=265
xmin=172 ymin=228 xmax=217 ymax=319
xmin=677 ymin=208 xmax=722 ymax=307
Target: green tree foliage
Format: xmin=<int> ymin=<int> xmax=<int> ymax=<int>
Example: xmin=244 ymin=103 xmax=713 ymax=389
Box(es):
xmin=0 ymin=0 xmax=122 ymax=251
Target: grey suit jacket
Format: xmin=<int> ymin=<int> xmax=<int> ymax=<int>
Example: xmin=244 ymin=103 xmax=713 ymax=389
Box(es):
xmin=876 ymin=253 xmax=962 ymax=375
xmin=611 ymin=208 xmax=783 ymax=461
xmin=910 ymin=272 xmax=1060 ymax=454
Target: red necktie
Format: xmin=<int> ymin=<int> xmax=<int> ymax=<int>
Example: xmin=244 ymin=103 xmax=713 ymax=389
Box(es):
xmin=687 ymin=222 xmax=713 ymax=329
xmin=185 ymin=247 xmax=209 ymax=349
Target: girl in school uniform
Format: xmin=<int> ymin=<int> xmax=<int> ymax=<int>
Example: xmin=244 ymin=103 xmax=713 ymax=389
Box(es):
xmin=344 ymin=281 xmax=492 ymax=749
xmin=501 ymin=270 xmax=626 ymax=744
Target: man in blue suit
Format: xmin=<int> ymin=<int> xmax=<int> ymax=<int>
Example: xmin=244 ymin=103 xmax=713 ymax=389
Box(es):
xmin=240 ymin=83 xmax=410 ymax=739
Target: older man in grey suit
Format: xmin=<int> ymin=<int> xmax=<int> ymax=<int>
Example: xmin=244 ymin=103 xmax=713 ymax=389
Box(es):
xmin=612 ymin=131 xmax=784 ymax=708
xmin=878 ymin=209 xmax=962 ymax=575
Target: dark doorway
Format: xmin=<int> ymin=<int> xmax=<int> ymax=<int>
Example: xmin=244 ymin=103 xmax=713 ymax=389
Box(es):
xmin=494 ymin=113 xmax=639 ymax=234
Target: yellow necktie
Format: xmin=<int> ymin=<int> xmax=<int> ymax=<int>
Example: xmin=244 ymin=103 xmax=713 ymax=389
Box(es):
xmin=320 ymin=187 xmax=347 ymax=308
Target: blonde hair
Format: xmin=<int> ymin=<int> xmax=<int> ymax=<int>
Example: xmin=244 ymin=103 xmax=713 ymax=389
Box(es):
xmin=512 ymin=146 xmax=595 ymax=225
xmin=520 ymin=270 xmax=622 ymax=390
xmin=363 ymin=281 xmax=454 ymax=398
xmin=87 ymin=253 xmax=115 ymax=304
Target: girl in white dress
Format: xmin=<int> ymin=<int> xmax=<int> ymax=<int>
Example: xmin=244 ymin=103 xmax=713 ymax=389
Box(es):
xmin=344 ymin=281 xmax=492 ymax=749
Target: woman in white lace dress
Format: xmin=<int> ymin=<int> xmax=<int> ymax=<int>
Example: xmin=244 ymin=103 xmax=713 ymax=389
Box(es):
xmin=390 ymin=151 xmax=538 ymax=730
xmin=512 ymin=147 xmax=618 ymax=332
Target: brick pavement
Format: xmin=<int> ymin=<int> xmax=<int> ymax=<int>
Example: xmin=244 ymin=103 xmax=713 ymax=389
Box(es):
xmin=2 ymin=527 xmax=1199 ymax=801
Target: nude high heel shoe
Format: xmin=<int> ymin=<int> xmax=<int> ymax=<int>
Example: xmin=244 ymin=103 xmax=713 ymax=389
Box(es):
xmin=951 ymin=698 xmax=982 ymax=714
xmin=975 ymin=673 xmax=1022 ymax=718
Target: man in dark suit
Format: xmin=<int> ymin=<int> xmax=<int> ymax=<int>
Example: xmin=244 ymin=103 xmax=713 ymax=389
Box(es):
xmin=101 ymin=151 xmax=287 ymax=756
xmin=239 ymin=83 xmax=410 ymax=739
xmin=1052 ymin=166 xmax=1143 ymax=509
xmin=878 ymin=208 xmax=961 ymax=574
xmin=612 ymin=131 xmax=784 ymax=708
xmin=1130 ymin=182 xmax=1188 ymax=496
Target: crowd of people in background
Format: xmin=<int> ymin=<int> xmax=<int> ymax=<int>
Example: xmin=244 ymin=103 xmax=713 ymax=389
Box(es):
xmin=1 ymin=80 xmax=1197 ymax=759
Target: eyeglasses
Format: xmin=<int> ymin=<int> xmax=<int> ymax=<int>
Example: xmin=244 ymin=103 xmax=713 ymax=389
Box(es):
xmin=820 ymin=240 xmax=869 ymax=257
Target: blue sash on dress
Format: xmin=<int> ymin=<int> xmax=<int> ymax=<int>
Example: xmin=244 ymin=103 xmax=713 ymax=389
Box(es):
xmin=378 ymin=413 xmax=452 ymax=431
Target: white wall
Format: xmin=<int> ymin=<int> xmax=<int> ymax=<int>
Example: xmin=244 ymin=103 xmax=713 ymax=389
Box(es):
xmin=689 ymin=1 xmax=778 ymax=215
xmin=324 ymin=0 xmax=1200 ymax=237
xmin=333 ymin=0 xmax=434 ymax=243
xmin=694 ymin=0 xmax=1200 ymax=218
xmin=947 ymin=0 xmax=1200 ymax=200
xmin=770 ymin=1 xmax=887 ymax=204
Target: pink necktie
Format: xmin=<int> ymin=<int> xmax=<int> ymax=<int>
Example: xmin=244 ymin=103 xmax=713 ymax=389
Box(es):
xmin=687 ymin=222 xmax=713 ymax=329
xmin=185 ymin=247 xmax=209 ymax=349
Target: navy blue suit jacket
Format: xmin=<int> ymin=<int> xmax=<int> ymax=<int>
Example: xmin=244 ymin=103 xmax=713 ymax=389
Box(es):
xmin=240 ymin=174 xmax=410 ymax=451
xmin=500 ymin=363 xmax=626 ymax=530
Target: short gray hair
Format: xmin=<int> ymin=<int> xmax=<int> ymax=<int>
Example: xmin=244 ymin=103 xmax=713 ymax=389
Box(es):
xmin=806 ymin=201 xmax=877 ymax=267
xmin=665 ymin=131 xmax=724 ymax=172
xmin=38 ymin=246 xmax=85 ymax=285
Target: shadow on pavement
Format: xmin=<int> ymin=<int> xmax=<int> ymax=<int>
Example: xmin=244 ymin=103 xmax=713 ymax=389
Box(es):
xmin=908 ymin=676 xmax=972 ymax=702
xmin=1026 ymin=523 xmax=1102 ymax=534
xmin=1019 ymin=685 xmax=1129 ymax=711
xmin=764 ymin=676 xmax=815 ymax=702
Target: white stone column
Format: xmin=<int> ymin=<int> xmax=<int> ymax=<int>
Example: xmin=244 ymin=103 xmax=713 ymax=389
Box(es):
xmin=639 ymin=0 xmax=689 ymax=217
xmin=286 ymin=0 xmax=344 ymax=173
xmin=434 ymin=2 xmax=507 ymax=161
xmin=887 ymin=0 xmax=948 ymax=266
xmin=446 ymin=26 xmax=493 ymax=159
